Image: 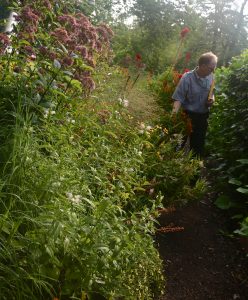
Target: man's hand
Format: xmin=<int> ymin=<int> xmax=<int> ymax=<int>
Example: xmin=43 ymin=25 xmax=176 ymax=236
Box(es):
xmin=206 ymin=98 xmax=214 ymax=107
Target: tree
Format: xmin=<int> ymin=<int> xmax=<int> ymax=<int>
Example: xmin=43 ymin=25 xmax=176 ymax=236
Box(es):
xmin=192 ymin=0 xmax=248 ymax=64
xmin=0 ymin=0 xmax=10 ymax=32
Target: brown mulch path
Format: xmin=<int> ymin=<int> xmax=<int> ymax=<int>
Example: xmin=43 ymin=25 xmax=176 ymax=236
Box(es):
xmin=156 ymin=191 xmax=248 ymax=300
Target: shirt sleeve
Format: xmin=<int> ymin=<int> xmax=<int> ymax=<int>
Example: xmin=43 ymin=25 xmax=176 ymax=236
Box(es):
xmin=172 ymin=74 xmax=189 ymax=105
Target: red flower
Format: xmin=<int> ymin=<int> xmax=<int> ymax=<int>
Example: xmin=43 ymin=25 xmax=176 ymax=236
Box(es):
xmin=135 ymin=53 xmax=142 ymax=61
xmin=62 ymin=56 xmax=74 ymax=67
xmin=178 ymin=69 xmax=190 ymax=79
xmin=185 ymin=52 xmax=191 ymax=63
xmin=51 ymin=27 xmax=70 ymax=43
xmin=0 ymin=33 xmax=10 ymax=54
xmin=180 ymin=27 xmax=190 ymax=38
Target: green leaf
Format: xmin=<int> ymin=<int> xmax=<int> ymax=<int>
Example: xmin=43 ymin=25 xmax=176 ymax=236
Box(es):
xmin=237 ymin=159 xmax=248 ymax=165
xmin=105 ymin=131 xmax=118 ymax=139
xmin=81 ymin=197 xmax=96 ymax=208
xmin=45 ymin=244 xmax=54 ymax=257
xmin=228 ymin=178 xmax=242 ymax=185
xmin=70 ymin=79 xmax=82 ymax=91
xmin=236 ymin=187 xmax=248 ymax=194
xmin=215 ymin=195 xmax=234 ymax=209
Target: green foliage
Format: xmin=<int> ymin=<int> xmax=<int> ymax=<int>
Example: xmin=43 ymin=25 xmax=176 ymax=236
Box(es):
xmin=0 ymin=0 xmax=165 ymax=299
xmin=0 ymin=95 xmax=165 ymax=299
xmin=149 ymin=67 xmax=180 ymax=109
xmin=148 ymin=67 xmax=192 ymax=140
xmin=0 ymin=0 xmax=10 ymax=32
xmin=141 ymin=126 xmax=206 ymax=207
xmin=208 ymin=49 xmax=248 ymax=236
xmin=112 ymin=0 xmax=248 ymax=72
xmin=0 ymin=0 xmax=212 ymax=298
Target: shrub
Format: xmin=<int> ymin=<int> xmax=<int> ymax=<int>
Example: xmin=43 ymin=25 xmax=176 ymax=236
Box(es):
xmin=208 ymin=49 xmax=248 ymax=237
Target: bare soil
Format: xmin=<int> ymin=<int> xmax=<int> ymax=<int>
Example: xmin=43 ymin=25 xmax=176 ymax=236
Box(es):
xmin=156 ymin=191 xmax=248 ymax=300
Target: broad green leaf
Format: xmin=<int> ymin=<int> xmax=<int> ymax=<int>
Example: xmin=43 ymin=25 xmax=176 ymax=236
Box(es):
xmin=215 ymin=195 xmax=234 ymax=209
xmin=237 ymin=159 xmax=248 ymax=165
xmin=236 ymin=187 xmax=248 ymax=194
xmin=70 ymin=79 xmax=82 ymax=91
xmin=228 ymin=178 xmax=242 ymax=185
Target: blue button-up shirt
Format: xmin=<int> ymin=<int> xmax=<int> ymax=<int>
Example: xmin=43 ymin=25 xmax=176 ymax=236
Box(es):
xmin=172 ymin=68 xmax=214 ymax=113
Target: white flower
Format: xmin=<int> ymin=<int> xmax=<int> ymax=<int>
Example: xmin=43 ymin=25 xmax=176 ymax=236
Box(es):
xmin=146 ymin=125 xmax=152 ymax=131
xmin=43 ymin=108 xmax=55 ymax=118
xmin=43 ymin=108 xmax=49 ymax=119
xmin=123 ymin=99 xmax=129 ymax=107
xmin=66 ymin=192 xmax=82 ymax=205
xmin=71 ymin=119 xmax=75 ymax=124
xmin=118 ymin=98 xmax=129 ymax=107
xmin=66 ymin=192 xmax=73 ymax=200
xmin=138 ymin=129 xmax=144 ymax=134
xmin=72 ymin=195 xmax=81 ymax=204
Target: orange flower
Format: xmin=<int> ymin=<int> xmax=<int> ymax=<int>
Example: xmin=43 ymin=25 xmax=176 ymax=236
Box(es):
xmin=157 ymin=223 xmax=184 ymax=233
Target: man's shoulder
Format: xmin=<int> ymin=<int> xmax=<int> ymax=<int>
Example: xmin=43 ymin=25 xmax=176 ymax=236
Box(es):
xmin=181 ymin=70 xmax=194 ymax=81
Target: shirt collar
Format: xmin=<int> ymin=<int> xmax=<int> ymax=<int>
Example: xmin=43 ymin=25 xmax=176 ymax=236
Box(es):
xmin=194 ymin=67 xmax=209 ymax=80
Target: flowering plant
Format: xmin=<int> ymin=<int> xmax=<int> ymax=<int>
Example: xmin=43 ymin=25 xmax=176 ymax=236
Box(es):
xmin=149 ymin=27 xmax=192 ymax=137
xmin=0 ymin=0 xmax=114 ymax=117
xmin=0 ymin=2 xmax=166 ymax=299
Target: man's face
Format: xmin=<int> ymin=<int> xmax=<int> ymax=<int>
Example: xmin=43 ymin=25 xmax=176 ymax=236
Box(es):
xmin=201 ymin=59 xmax=217 ymax=76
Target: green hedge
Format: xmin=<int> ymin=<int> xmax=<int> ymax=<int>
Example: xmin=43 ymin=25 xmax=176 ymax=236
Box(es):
xmin=208 ymin=49 xmax=248 ymax=237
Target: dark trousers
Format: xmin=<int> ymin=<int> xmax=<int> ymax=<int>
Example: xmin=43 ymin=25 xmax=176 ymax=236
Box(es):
xmin=185 ymin=110 xmax=209 ymax=158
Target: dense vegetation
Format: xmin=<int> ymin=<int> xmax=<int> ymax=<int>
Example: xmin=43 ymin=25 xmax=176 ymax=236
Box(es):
xmin=0 ymin=0 xmax=247 ymax=299
xmin=0 ymin=0 xmax=205 ymax=299
xmin=208 ymin=50 xmax=248 ymax=236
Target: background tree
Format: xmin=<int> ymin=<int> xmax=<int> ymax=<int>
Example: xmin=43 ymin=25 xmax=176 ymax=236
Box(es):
xmin=112 ymin=0 xmax=248 ymax=71
xmin=0 ymin=0 xmax=10 ymax=32
xmin=191 ymin=0 xmax=248 ymax=65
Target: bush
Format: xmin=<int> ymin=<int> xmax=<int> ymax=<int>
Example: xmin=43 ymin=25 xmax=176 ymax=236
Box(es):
xmin=208 ymin=49 xmax=248 ymax=237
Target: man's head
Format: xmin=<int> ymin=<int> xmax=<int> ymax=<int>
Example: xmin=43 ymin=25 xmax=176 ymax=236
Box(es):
xmin=197 ymin=52 xmax=218 ymax=77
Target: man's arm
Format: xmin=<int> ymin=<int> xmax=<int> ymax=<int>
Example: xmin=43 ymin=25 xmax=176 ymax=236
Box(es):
xmin=172 ymin=100 xmax=181 ymax=114
xmin=207 ymin=78 xmax=215 ymax=107
xmin=171 ymin=73 xmax=188 ymax=114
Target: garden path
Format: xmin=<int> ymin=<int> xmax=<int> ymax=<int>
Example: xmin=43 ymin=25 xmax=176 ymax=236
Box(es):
xmin=127 ymin=77 xmax=248 ymax=300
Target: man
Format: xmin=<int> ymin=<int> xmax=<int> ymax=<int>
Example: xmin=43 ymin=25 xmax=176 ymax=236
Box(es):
xmin=172 ymin=52 xmax=218 ymax=158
